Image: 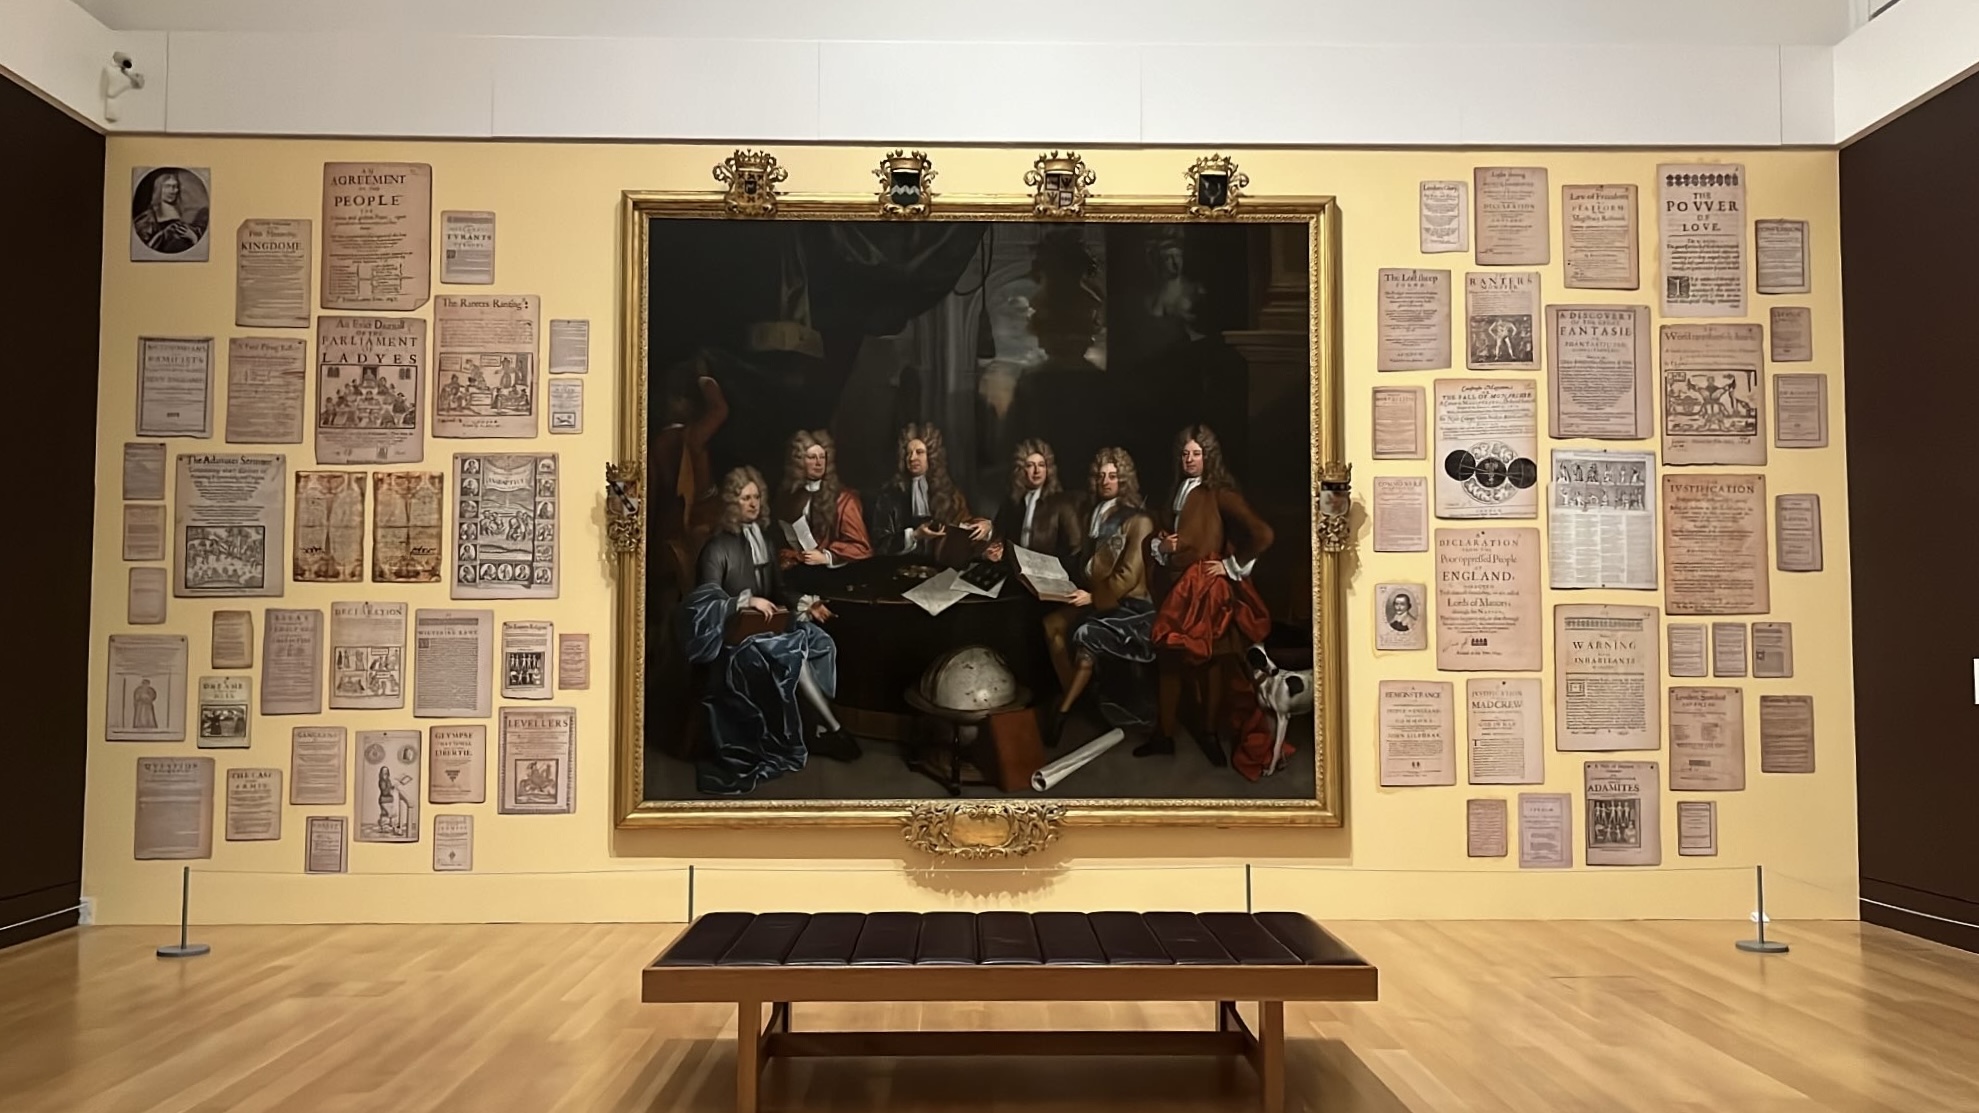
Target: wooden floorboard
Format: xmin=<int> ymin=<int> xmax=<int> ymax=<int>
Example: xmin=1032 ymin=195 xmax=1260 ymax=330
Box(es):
xmin=1 ymin=920 xmax=1976 ymax=1112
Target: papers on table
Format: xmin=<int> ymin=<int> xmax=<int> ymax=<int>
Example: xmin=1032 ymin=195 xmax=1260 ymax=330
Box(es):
xmin=903 ymin=568 xmax=969 ymax=616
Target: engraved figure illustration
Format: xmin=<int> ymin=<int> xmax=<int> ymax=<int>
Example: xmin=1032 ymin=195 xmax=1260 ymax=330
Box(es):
xmin=132 ymin=677 xmax=158 ymax=730
xmin=515 ymin=759 xmax=560 ymax=804
xmin=334 ymin=646 xmax=403 ymax=701
xmin=1663 ymin=370 xmax=1759 ymax=437
xmin=437 ymin=354 xmax=535 ymax=422
xmin=185 ymin=526 xmax=266 ymax=591
xmin=131 ymin=167 xmax=209 ymax=257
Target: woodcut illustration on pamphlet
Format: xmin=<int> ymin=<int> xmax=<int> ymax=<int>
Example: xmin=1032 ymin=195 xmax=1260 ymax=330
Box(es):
xmin=1435 ymin=380 xmax=1538 ymax=520
xmin=316 ymin=315 xmax=424 ymax=464
xmin=435 ymin=294 xmax=539 ymax=438
xmin=548 ymin=378 xmax=583 ymax=434
xmin=501 ymin=620 xmax=553 ymax=699
xmin=1464 ymin=273 xmax=1539 ymax=370
xmin=452 ymin=452 xmax=558 ymax=599
xmin=321 ymin=162 xmax=432 ymax=311
xmin=1584 ymin=760 xmax=1660 ymax=865
xmin=330 ymin=601 xmax=406 ymax=710
xmin=1548 ymin=450 xmax=1655 ymax=590
xmin=1661 ymin=323 xmax=1765 ymax=465
xmin=196 ymin=675 xmax=250 ymax=748
xmin=355 ymin=730 xmax=421 ymax=843
xmin=106 ymin=634 xmax=188 ymax=742
xmin=175 ymin=454 xmax=285 ymax=597
xmin=373 ymin=471 xmax=444 ymax=583
xmin=293 ymin=471 xmax=366 ymax=582
xmin=499 ymin=707 xmax=577 ymax=814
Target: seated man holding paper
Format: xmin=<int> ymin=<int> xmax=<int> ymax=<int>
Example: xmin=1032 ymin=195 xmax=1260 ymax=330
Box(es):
xmin=1038 ymin=446 xmax=1158 ymax=744
xmin=773 ymin=430 xmax=872 ymax=585
xmin=867 ymin=422 xmax=991 ymax=567
xmin=680 ymin=466 xmax=860 ymax=794
xmin=984 ymin=439 xmax=1083 ymax=565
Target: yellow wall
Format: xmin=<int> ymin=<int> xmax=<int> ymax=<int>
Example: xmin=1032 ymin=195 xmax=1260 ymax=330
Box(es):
xmin=86 ymin=139 xmax=1856 ymax=925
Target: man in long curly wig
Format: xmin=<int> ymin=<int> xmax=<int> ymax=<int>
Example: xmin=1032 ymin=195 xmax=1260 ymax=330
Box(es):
xmin=773 ymin=429 xmax=872 ymax=573
xmin=866 ymin=421 xmax=991 ymax=566
xmin=1142 ymin=423 xmax=1276 ymax=771
xmin=1038 ymin=446 xmax=1159 ymax=744
xmin=985 ymin=438 xmax=1083 ymax=564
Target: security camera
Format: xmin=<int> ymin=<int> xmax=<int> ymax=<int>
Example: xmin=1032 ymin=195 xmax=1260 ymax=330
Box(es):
xmin=103 ymin=51 xmax=145 ymax=122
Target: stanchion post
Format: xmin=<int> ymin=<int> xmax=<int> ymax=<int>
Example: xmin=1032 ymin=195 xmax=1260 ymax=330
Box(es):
xmin=686 ymin=864 xmax=695 ymax=923
xmin=1245 ymin=863 xmax=1254 ymax=914
xmin=156 ymin=865 xmax=210 ymax=958
xmin=1736 ymin=864 xmax=1789 ymax=954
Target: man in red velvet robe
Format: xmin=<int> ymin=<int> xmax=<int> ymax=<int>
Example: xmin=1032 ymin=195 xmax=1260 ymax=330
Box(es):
xmin=1141 ymin=423 xmax=1274 ymax=768
xmin=774 ymin=429 xmax=873 ymax=570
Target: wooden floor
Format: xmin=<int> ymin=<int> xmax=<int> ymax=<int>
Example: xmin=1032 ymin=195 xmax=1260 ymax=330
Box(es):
xmin=2 ymin=920 xmax=1976 ymax=1112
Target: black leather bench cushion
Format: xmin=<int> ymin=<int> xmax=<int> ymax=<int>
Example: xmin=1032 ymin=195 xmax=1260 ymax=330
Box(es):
xmin=654 ymin=911 xmax=755 ymax=966
xmin=785 ymin=912 xmax=866 ymax=966
xmin=916 ymin=912 xmax=978 ymax=965
xmin=1254 ymin=912 xmax=1368 ymax=966
xmin=852 ymin=912 xmax=924 ymax=966
xmin=654 ymin=911 xmax=1362 ymax=969
xmin=978 ymin=911 xmax=1043 ymax=965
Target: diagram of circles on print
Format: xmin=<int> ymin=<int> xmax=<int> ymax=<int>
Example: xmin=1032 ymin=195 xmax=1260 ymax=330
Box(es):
xmin=1444 ymin=442 xmax=1539 ymax=504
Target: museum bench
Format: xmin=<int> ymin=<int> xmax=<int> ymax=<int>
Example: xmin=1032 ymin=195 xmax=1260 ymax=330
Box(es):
xmin=643 ymin=910 xmax=1379 ymax=1113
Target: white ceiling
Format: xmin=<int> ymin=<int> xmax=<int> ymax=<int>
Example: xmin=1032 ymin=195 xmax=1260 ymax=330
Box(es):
xmin=72 ymin=0 xmax=1859 ymax=45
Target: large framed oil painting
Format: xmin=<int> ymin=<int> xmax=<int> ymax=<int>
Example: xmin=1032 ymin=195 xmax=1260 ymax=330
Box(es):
xmin=613 ymin=162 xmax=1345 ymax=847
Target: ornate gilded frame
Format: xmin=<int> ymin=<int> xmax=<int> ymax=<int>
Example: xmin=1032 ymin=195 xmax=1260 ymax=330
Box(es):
xmin=613 ymin=180 xmax=1347 ymax=842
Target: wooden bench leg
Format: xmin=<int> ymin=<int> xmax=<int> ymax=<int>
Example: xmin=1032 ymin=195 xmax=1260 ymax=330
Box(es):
xmin=1217 ymin=1000 xmax=1238 ymax=1032
xmin=736 ymin=999 xmax=763 ymax=1113
xmin=1257 ymin=1000 xmax=1284 ymax=1113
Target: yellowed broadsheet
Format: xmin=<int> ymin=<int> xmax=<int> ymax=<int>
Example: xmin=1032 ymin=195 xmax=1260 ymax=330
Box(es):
xmin=174 ymin=453 xmax=285 ymax=598
xmin=1547 ymin=450 xmax=1656 ymax=590
xmin=289 ymin=726 xmax=347 ymax=805
xmin=1518 ymin=792 xmax=1572 ymax=868
xmin=413 ymin=608 xmax=493 ymax=718
xmin=260 ymin=607 xmax=324 ymax=715
xmin=137 ymin=337 xmax=214 ymax=438
xmin=372 ymin=471 xmax=444 ymax=583
xmin=224 ymin=768 xmax=282 ymax=841
xmin=123 ymin=503 xmax=166 ymax=562
xmin=1553 ymin=604 xmax=1660 ymax=752
xmin=1752 ymin=622 xmax=1794 ymax=678
xmin=321 ymin=162 xmax=432 ymax=311
xmin=224 ymin=337 xmax=307 ymax=443
xmin=1561 ymin=184 xmax=1638 ymax=289
xmin=1372 ymin=386 xmax=1426 ymax=460
xmin=1466 ymin=677 xmax=1542 ymax=785
xmin=330 ymin=601 xmax=406 ymax=710
xmin=1667 ymin=622 xmax=1707 ymax=677
xmin=106 ymin=634 xmax=187 ymax=741
xmin=1662 ymin=474 xmax=1770 ymax=615
xmin=1435 ymin=528 xmax=1542 ymax=671
xmin=1474 ymin=167 xmax=1550 ymax=265
xmin=557 ymin=633 xmax=591 ymax=691
xmin=1467 ymin=798 xmax=1510 ymax=857
xmin=499 ymin=707 xmax=577 ymax=814
xmin=1547 ymin=305 xmax=1653 ymax=439
xmin=1759 ymin=694 xmax=1816 ymax=773
xmin=440 ymin=210 xmax=496 ymax=284
xmin=1754 ymin=218 xmax=1810 ymax=294
xmin=1677 ymin=800 xmax=1718 ymax=856
xmin=429 ymin=725 xmax=487 ymax=804
xmin=433 ymin=814 xmax=475 ymax=872
xmin=1775 ymin=493 xmax=1823 ymax=572
xmin=500 ymin=619 xmax=554 ymax=700
xmin=1378 ymin=680 xmax=1456 ymax=786
xmin=548 ymin=319 xmax=590 ymax=373
xmin=123 ymin=442 xmax=166 ymax=500
xmin=1710 ymin=622 xmax=1748 ymax=678
xmin=1377 ymin=269 xmax=1451 ymax=370
xmin=1658 ymin=162 xmax=1745 ymax=317
xmin=1773 ymin=374 xmax=1829 ymax=449
xmin=127 ymin=568 xmax=167 ymax=625
xmin=1372 ymin=476 xmax=1428 ymax=553
xmin=435 ymin=294 xmax=540 ymax=438
xmin=235 ymin=218 xmax=312 ymax=329
xmin=1769 ymin=306 xmax=1813 ymax=362
xmin=1419 ymin=180 xmax=1469 ymax=254
xmin=134 ymin=756 xmax=214 ymax=860
xmin=304 ymin=815 xmax=347 ymax=873
xmin=1669 ymin=686 xmax=1746 ymax=791
xmin=195 ymin=675 xmax=250 ymax=748
xmin=211 ymin=610 xmax=253 ymax=669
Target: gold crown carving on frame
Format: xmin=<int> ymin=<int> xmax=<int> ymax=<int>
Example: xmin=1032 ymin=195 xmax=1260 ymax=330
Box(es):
xmin=902 ymin=801 xmax=1064 ymax=857
xmin=1025 ymin=151 xmax=1096 ymax=217
xmin=604 ymin=460 xmax=645 ymax=555
xmin=1317 ymin=461 xmax=1354 ymax=554
xmin=1185 ymin=154 xmax=1249 ymax=217
xmin=713 ymin=149 xmax=787 ymax=218
xmin=875 ymin=150 xmax=937 ymax=217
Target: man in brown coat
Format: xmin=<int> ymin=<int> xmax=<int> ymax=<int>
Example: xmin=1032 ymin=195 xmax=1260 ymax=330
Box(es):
xmin=1039 ymin=447 xmax=1158 ymax=743
xmin=1143 ymin=424 xmax=1274 ymax=765
xmin=985 ymin=438 xmax=1083 ymax=564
